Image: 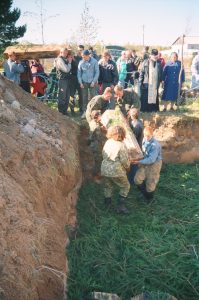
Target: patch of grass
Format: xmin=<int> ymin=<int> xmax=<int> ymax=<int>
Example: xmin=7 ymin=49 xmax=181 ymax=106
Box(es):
xmin=67 ymin=164 xmax=199 ymax=300
xmin=178 ymin=98 xmax=199 ymax=118
xmin=46 ymin=100 xmax=58 ymax=110
xmin=46 ymin=100 xmax=82 ymax=121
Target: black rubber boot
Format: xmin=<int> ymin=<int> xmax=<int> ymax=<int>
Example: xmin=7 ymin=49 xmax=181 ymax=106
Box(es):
xmin=69 ymin=98 xmax=75 ymax=115
xmin=137 ymin=182 xmax=146 ymax=195
xmin=145 ymin=191 xmax=154 ymax=204
xmin=117 ymin=195 xmax=129 ymax=214
xmin=104 ymin=197 xmax=112 ymax=207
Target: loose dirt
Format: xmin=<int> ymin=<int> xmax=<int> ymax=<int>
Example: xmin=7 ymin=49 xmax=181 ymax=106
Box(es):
xmin=0 ymin=75 xmax=82 ymax=300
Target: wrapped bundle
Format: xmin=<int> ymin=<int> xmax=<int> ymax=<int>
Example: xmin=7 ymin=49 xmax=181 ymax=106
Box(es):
xmin=101 ymin=108 xmax=143 ymax=160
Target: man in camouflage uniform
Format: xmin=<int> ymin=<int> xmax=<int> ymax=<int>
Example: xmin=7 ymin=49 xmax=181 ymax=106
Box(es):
xmin=101 ymin=126 xmax=130 ymax=214
xmin=88 ymin=110 xmax=106 ymax=180
xmin=86 ymin=87 xmax=115 ymax=126
xmin=114 ymin=84 xmax=141 ymax=116
xmin=132 ymin=126 xmax=162 ymax=203
xmin=86 ymin=87 xmax=114 ymax=180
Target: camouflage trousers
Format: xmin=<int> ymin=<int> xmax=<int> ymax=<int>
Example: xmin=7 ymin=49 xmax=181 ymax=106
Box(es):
xmin=90 ymin=141 xmax=103 ymax=176
xmin=134 ymin=160 xmax=162 ymax=192
xmin=103 ymin=176 xmax=130 ymax=198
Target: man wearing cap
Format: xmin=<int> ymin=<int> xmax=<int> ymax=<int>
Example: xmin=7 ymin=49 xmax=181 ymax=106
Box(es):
xmin=4 ymin=51 xmax=24 ymax=85
xmin=139 ymin=49 xmax=163 ymax=112
xmin=77 ymin=49 xmax=99 ymax=118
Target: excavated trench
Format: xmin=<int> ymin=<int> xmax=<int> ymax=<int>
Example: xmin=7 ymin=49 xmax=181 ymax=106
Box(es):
xmin=0 ymin=74 xmax=199 ymax=300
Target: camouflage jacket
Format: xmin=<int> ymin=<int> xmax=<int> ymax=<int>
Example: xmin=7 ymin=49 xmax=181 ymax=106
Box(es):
xmin=101 ymin=139 xmax=130 ymax=177
xmin=86 ymin=95 xmax=115 ymax=125
xmin=116 ymin=88 xmax=141 ymax=115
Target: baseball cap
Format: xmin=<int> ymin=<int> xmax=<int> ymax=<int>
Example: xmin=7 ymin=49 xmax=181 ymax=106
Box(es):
xmin=83 ymin=50 xmax=90 ymax=56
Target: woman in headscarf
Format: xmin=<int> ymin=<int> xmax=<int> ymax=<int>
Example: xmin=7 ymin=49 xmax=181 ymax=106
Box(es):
xmin=162 ymin=52 xmax=185 ymax=111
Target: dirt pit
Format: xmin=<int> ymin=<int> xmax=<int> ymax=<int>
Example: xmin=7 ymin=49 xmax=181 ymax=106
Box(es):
xmin=151 ymin=113 xmax=199 ymax=163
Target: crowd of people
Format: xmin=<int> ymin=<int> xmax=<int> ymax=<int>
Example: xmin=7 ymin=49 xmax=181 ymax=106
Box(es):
xmin=4 ymin=45 xmax=195 ymax=117
xmin=3 ymin=51 xmax=48 ymax=98
xmin=53 ymin=45 xmax=187 ymax=118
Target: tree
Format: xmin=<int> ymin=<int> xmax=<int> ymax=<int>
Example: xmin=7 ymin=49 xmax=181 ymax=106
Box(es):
xmin=78 ymin=1 xmax=99 ymax=46
xmin=0 ymin=0 xmax=26 ymax=53
xmin=24 ymin=0 xmax=59 ymax=45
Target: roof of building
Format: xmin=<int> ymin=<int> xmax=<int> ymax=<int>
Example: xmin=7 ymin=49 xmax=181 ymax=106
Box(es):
xmin=172 ymin=36 xmax=199 ymax=46
xmin=4 ymin=44 xmax=63 ymax=59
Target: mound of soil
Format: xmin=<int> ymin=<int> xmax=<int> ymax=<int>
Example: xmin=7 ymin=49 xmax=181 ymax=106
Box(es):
xmin=151 ymin=114 xmax=199 ymax=163
xmin=0 ymin=75 xmax=82 ymax=300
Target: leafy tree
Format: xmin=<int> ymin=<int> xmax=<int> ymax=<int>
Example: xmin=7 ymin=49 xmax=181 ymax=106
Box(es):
xmin=78 ymin=1 xmax=99 ymax=46
xmin=0 ymin=0 xmax=26 ymax=53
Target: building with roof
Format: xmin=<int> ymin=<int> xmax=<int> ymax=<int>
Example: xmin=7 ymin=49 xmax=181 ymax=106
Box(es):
xmin=171 ymin=36 xmax=199 ymax=57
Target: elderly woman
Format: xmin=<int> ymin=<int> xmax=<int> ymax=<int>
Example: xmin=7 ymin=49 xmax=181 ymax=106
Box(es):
xmin=162 ymin=52 xmax=185 ymax=111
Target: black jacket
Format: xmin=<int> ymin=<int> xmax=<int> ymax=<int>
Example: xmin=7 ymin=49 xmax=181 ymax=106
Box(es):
xmin=139 ymin=59 xmax=162 ymax=88
xmin=98 ymin=59 xmax=118 ymax=85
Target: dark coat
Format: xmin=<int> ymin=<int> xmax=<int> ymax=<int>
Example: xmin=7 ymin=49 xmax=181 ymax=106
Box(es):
xmin=139 ymin=59 xmax=163 ymax=112
xmin=98 ymin=59 xmax=118 ymax=85
xmin=162 ymin=60 xmax=185 ymax=101
xmin=139 ymin=59 xmax=162 ymax=87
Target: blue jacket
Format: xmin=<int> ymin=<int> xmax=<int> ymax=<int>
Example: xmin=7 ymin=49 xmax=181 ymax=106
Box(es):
xmin=77 ymin=57 xmax=99 ymax=85
xmin=139 ymin=137 xmax=162 ymax=165
xmin=4 ymin=59 xmax=24 ymax=84
xmin=162 ymin=60 xmax=185 ymax=101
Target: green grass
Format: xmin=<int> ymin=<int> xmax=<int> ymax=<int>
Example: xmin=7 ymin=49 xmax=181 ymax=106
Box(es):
xmin=46 ymin=100 xmax=58 ymax=110
xmin=67 ymin=164 xmax=199 ymax=300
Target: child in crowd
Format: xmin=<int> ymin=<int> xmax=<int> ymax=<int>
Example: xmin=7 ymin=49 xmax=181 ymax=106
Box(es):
xmin=128 ymin=108 xmax=144 ymax=184
xmin=128 ymin=107 xmax=143 ymax=147
xmin=132 ymin=126 xmax=162 ymax=203
xmin=101 ymin=125 xmax=130 ymax=214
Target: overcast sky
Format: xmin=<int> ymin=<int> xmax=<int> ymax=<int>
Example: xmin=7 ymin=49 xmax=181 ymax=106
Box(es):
xmin=13 ymin=0 xmax=199 ymax=47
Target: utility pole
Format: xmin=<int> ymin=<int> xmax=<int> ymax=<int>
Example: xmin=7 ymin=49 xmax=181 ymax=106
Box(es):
xmin=142 ymin=24 xmax=145 ymax=46
xmin=39 ymin=0 xmax=45 ymax=44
